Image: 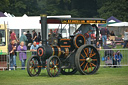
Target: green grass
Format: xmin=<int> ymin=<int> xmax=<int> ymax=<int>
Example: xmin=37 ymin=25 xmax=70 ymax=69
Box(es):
xmin=0 ymin=46 xmax=128 ymax=85
xmin=0 ymin=67 xmax=128 ymax=85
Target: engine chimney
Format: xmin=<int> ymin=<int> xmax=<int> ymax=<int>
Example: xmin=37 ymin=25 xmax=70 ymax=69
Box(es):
xmin=40 ymin=14 xmax=47 ymax=45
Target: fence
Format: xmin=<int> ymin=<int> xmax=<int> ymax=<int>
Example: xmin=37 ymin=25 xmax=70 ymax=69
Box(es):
xmin=0 ymin=51 xmax=32 ymax=71
xmin=0 ymin=49 xmax=128 ymax=71
xmin=9 ymin=51 xmax=32 ymax=70
xmin=99 ymin=49 xmax=128 ymax=67
xmin=0 ymin=52 xmax=9 ymax=71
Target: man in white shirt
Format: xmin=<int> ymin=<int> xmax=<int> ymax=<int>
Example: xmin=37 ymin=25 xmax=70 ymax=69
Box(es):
xmin=123 ymin=29 xmax=128 ymax=48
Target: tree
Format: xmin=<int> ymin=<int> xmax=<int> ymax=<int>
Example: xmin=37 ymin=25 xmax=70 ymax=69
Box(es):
xmin=98 ymin=0 xmax=128 ymax=21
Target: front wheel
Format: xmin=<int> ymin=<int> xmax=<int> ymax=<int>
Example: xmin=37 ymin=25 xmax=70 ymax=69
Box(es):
xmin=46 ymin=56 xmax=61 ymax=77
xmin=27 ymin=56 xmax=41 ymax=77
xmin=75 ymin=45 xmax=100 ymax=75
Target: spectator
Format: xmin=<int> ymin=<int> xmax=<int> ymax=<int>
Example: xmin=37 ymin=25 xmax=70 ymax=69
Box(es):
xmin=39 ymin=41 xmax=42 ymax=46
xmin=100 ymin=28 xmax=107 ymax=46
xmin=115 ymin=51 xmax=123 ymax=67
xmin=8 ymin=40 xmax=17 ymax=70
xmin=78 ymin=24 xmax=93 ymax=44
xmin=9 ymin=31 xmax=12 ymax=42
xmin=85 ymin=26 xmax=93 ymax=44
xmin=0 ymin=33 xmax=2 ymax=44
xmin=96 ymin=41 xmax=101 ymax=50
xmin=10 ymin=30 xmax=18 ymax=42
xmin=36 ymin=32 xmax=41 ymax=44
xmin=30 ymin=41 xmax=39 ymax=56
xmin=123 ymin=29 xmax=128 ymax=48
xmin=32 ymin=30 xmax=37 ymax=42
xmin=17 ymin=41 xmax=27 ymax=70
xmin=48 ymin=29 xmax=53 ymax=45
xmin=19 ymin=32 xmax=28 ymax=45
xmin=106 ymin=28 xmax=110 ymax=38
xmin=110 ymin=31 xmax=115 ymax=36
xmin=26 ymin=31 xmax=32 ymax=48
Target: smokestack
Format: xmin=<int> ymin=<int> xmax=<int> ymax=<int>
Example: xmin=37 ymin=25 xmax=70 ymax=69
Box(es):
xmin=40 ymin=14 xmax=47 ymax=45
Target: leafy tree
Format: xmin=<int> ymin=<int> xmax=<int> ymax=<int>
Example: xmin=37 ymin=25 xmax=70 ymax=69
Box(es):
xmin=98 ymin=0 xmax=128 ymax=21
xmin=0 ymin=0 xmax=127 ymax=22
xmin=0 ymin=0 xmax=10 ymax=12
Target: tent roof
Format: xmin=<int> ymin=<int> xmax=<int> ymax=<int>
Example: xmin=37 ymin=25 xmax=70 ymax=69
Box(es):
xmin=0 ymin=15 xmax=72 ymax=29
xmin=98 ymin=22 xmax=117 ymax=28
xmin=0 ymin=12 xmax=6 ymax=17
xmin=108 ymin=22 xmax=128 ymax=27
xmin=107 ymin=16 xmax=121 ymax=22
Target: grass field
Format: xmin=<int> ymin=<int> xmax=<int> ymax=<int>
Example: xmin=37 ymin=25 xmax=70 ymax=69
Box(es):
xmin=0 ymin=67 xmax=128 ymax=85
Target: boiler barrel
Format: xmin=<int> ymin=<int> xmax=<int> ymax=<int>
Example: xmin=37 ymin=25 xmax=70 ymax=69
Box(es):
xmin=37 ymin=45 xmax=69 ymax=59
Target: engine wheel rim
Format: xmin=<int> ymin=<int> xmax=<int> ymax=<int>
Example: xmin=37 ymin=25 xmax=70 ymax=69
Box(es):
xmin=47 ymin=56 xmax=61 ymax=77
xmin=76 ymin=45 xmax=100 ymax=75
xmin=74 ymin=34 xmax=85 ymax=48
xmin=27 ymin=56 xmax=41 ymax=76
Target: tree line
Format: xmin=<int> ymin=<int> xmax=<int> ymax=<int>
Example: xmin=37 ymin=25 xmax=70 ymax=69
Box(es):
xmin=0 ymin=0 xmax=128 ymax=21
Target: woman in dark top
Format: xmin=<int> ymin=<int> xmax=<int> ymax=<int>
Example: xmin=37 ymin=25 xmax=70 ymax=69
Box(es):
xmin=38 ymin=32 xmax=41 ymax=41
xmin=26 ymin=31 xmax=32 ymax=43
xmin=36 ymin=32 xmax=41 ymax=44
xmin=110 ymin=31 xmax=115 ymax=36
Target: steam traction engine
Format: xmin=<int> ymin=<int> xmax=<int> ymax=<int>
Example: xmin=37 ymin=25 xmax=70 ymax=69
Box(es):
xmin=27 ymin=14 xmax=105 ymax=77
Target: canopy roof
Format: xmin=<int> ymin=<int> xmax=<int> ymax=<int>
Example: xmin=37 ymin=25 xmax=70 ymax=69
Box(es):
xmin=99 ymin=22 xmax=117 ymax=28
xmin=47 ymin=18 xmax=106 ymax=24
xmin=108 ymin=22 xmax=128 ymax=27
xmin=107 ymin=16 xmax=121 ymax=22
xmin=0 ymin=12 xmax=6 ymax=17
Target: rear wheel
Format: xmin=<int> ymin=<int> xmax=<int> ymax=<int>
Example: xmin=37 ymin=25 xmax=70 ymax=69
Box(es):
xmin=46 ymin=56 xmax=61 ymax=77
xmin=61 ymin=68 xmax=77 ymax=75
xmin=27 ymin=56 xmax=41 ymax=77
xmin=75 ymin=45 xmax=100 ymax=75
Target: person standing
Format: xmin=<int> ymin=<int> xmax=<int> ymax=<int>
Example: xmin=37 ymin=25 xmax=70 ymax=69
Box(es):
xmin=84 ymin=25 xmax=93 ymax=44
xmin=100 ymin=28 xmax=107 ymax=46
xmin=9 ymin=31 xmax=12 ymax=42
xmin=8 ymin=40 xmax=17 ymax=70
xmin=10 ymin=30 xmax=18 ymax=42
xmin=36 ymin=32 xmax=41 ymax=44
xmin=110 ymin=31 xmax=115 ymax=36
xmin=48 ymin=29 xmax=53 ymax=45
xmin=17 ymin=41 xmax=27 ymax=70
xmin=19 ymin=32 xmax=28 ymax=45
xmin=96 ymin=41 xmax=101 ymax=50
xmin=0 ymin=33 xmax=2 ymax=44
xmin=30 ymin=41 xmax=39 ymax=56
xmin=78 ymin=24 xmax=93 ymax=44
xmin=26 ymin=31 xmax=32 ymax=49
xmin=123 ymin=29 xmax=128 ymax=48
xmin=32 ymin=30 xmax=37 ymax=42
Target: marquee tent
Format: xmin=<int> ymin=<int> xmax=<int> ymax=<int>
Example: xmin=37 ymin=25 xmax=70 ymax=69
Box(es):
xmin=108 ymin=22 xmax=128 ymax=27
xmin=0 ymin=15 xmax=73 ymax=37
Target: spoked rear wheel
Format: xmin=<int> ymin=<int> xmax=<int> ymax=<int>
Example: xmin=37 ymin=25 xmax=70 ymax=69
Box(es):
xmin=27 ymin=56 xmax=41 ymax=77
xmin=61 ymin=68 xmax=77 ymax=75
xmin=46 ymin=56 xmax=61 ymax=77
xmin=75 ymin=45 xmax=100 ymax=75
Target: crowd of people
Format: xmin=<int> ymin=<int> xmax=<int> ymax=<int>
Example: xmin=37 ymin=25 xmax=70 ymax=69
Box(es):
xmin=8 ymin=26 xmax=128 ymax=70
xmin=8 ymin=30 xmax=41 ymax=70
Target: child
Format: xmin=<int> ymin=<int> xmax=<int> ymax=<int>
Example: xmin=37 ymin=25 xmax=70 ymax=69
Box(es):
xmin=115 ymin=51 xmax=123 ymax=67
